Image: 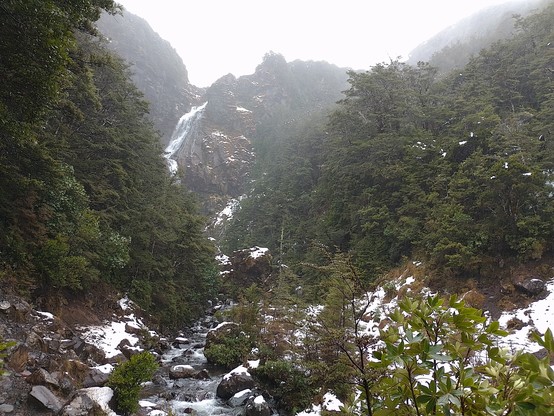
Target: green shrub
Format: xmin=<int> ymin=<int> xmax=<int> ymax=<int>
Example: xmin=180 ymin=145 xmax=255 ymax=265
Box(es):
xmin=254 ymin=360 xmax=316 ymax=412
xmin=204 ymin=332 xmax=253 ymax=369
xmin=0 ymin=338 xmax=16 ymax=375
xmin=107 ymin=351 xmax=158 ymax=415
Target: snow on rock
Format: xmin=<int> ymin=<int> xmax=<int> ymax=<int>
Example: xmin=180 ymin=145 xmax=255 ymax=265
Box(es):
xmin=224 ymin=364 xmax=251 ymax=380
xmin=94 ymin=364 xmax=114 ymax=374
xmin=78 ymin=297 xmax=146 ymax=359
xmin=214 ymin=197 xmax=243 ymax=227
xmin=139 ymin=400 xmax=158 ymax=408
xmin=216 ymin=253 xmax=231 ymax=266
xmin=498 ymin=278 xmax=554 ymax=353
xmin=35 ymin=311 xmax=54 ymax=320
xmin=79 ymin=320 xmax=141 ymax=358
xmin=80 ymin=387 xmax=116 ymax=416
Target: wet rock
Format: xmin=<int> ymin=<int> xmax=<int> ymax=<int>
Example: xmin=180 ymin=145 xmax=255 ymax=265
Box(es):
xmin=229 ymin=389 xmax=252 ymax=407
xmin=245 ymin=395 xmax=271 ymax=416
xmin=169 ymin=364 xmax=196 ymax=379
xmin=514 ymin=278 xmax=546 ymax=296
xmin=29 ymin=385 xmax=63 ymax=413
xmin=216 ymin=371 xmax=256 ymax=400
xmin=194 ymin=369 xmax=210 ymax=380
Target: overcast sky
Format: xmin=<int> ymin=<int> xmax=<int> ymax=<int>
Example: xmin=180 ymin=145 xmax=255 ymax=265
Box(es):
xmin=117 ymin=0 xmax=510 ymax=87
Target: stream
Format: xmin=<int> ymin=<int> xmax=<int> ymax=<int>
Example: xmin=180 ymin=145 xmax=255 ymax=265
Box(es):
xmin=140 ymin=315 xmax=245 ymax=416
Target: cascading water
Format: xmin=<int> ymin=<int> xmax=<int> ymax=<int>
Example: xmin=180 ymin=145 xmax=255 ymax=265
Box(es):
xmin=164 ymin=102 xmax=208 ymax=175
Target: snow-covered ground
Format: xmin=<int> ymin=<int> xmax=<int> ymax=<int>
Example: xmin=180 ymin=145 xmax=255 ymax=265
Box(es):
xmin=498 ymin=278 xmax=554 ymax=353
xmin=77 ymin=296 xmax=146 ymax=358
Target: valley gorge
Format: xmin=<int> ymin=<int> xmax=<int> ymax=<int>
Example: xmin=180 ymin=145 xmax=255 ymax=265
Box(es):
xmin=1 ymin=2 xmax=554 ymax=415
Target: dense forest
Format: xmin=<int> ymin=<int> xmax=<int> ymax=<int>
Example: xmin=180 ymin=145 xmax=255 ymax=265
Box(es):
xmin=210 ymin=4 xmax=554 ymax=413
xmin=224 ymin=2 xmax=554 ymax=286
xmin=0 ymin=0 xmax=217 ymax=329
xmin=1 ymin=0 xmax=554 ymax=414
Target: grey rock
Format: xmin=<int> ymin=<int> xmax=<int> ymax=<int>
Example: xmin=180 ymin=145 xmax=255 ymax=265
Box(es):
xmin=228 ymin=389 xmax=252 ymax=407
xmin=29 ymin=385 xmax=63 ymax=413
xmin=82 ymin=368 xmax=110 ymax=388
xmin=26 ymin=368 xmax=59 ymax=388
xmin=169 ymin=364 xmax=196 ymax=379
xmin=514 ymin=278 xmax=546 ymax=296
xmin=216 ymin=372 xmax=256 ymax=400
xmin=60 ymin=387 xmax=114 ymax=416
xmin=0 ymin=403 xmax=14 ymax=413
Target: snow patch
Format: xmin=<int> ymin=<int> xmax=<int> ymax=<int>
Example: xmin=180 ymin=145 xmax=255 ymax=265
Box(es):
xmin=249 ymin=246 xmax=269 ymax=259
xmin=498 ymin=278 xmax=554 ymax=353
xmin=35 ymin=311 xmax=54 ymax=320
xmin=78 ymin=297 xmax=146 ymax=358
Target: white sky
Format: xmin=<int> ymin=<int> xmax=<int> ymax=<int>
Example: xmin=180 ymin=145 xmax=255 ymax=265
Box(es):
xmin=117 ymin=0 xmax=509 ymax=87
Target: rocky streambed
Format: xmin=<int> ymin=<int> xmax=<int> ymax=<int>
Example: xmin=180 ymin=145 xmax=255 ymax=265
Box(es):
xmin=0 ymin=294 xmax=276 ymax=416
xmin=139 ymin=316 xmax=275 ymax=416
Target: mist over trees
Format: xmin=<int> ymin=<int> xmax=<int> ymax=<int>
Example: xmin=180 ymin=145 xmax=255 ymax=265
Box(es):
xmin=224 ymin=1 xmax=554 ymax=283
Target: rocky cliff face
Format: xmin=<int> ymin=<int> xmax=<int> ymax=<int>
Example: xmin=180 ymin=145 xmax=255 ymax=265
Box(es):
xmin=170 ymin=53 xmax=349 ymax=218
xmin=97 ymin=11 xmax=202 ymax=145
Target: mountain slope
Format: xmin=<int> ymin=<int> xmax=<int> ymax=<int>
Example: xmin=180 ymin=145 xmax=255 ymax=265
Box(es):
xmin=408 ymin=0 xmax=548 ymax=73
xmin=97 ymin=10 xmax=202 ymax=144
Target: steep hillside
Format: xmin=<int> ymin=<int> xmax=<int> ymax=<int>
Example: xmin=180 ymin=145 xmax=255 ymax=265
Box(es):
xmin=408 ymin=0 xmax=548 ymax=73
xmin=97 ymin=10 xmax=202 ymax=144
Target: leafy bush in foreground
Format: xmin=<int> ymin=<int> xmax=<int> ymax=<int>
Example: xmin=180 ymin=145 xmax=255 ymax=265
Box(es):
xmin=107 ymin=352 xmax=158 ymax=415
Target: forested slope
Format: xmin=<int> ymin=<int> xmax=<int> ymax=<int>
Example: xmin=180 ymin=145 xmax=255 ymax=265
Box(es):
xmin=225 ymin=2 xmax=554 ymax=283
xmin=0 ymin=1 xmax=216 ymax=329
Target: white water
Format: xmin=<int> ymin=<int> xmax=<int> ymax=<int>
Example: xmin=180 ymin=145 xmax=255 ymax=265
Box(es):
xmin=164 ymin=102 xmax=208 ymax=175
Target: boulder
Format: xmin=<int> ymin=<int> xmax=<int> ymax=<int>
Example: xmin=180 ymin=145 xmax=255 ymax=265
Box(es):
xmin=169 ymin=365 xmax=197 ymax=379
xmin=82 ymin=368 xmax=110 ymax=388
xmin=26 ymin=368 xmax=59 ymax=388
xmin=29 ymin=385 xmax=63 ymax=413
xmin=0 ymin=404 xmax=14 ymax=413
xmin=124 ymin=322 xmax=143 ymax=335
xmin=194 ymin=369 xmax=210 ymax=380
xmin=60 ymin=387 xmax=114 ymax=416
xmin=245 ymin=395 xmax=271 ymax=416
xmin=61 ymin=359 xmax=90 ymax=385
xmin=216 ymin=371 xmax=255 ymax=400
xmin=227 ymin=247 xmax=273 ymax=288
xmin=514 ymin=278 xmax=546 ymax=296
xmin=229 ymin=389 xmax=252 ymax=407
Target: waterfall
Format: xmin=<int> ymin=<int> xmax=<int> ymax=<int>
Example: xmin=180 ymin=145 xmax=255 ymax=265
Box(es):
xmin=164 ymin=102 xmax=208 ymax=175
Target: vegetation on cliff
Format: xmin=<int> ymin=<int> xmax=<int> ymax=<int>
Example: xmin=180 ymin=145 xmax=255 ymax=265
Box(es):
xmin=0 ymin=0 xmax=217 ymax=329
